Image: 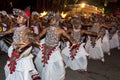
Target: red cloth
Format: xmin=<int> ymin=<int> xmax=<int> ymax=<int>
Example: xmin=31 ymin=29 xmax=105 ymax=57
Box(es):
xmin=25 ymin=10 xmax=30 ymax=17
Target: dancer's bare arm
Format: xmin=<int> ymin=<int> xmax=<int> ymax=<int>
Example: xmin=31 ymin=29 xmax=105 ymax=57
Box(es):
xmin=35 ymin=27 xmax=48 ymax=41
xmin=100 ymin=23 xmax=111 ymax=29
xmin=60 ymin=28 xmax=76 ymax=44
xmin=0 ymin=27 xmax=16 ymax=37
xmin=81 ymin=30 xmax=98 ymax=36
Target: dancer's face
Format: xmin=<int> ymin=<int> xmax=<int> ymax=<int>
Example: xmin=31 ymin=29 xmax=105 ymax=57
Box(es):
xmin=94 ymin=18 xmax=98 ymax=22
xmin=17 ymin=15 xmax=25 ymax=24
xmin=50 ymin=18 xmax=57 ymax=25
xmin=73 ymin=22 xmax=79 ymax=28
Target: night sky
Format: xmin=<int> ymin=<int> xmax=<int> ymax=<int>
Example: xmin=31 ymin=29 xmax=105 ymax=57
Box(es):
xmin=0 ymin=0 xmax=120 ymax=13
xmin=0 ymin=0 xmax=30 ymax=13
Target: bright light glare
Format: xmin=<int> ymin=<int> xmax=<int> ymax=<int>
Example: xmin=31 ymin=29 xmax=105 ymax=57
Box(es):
xmin=81 ymin=3 xmax=86 ymax=8
xmin=40 ymin=11 xmax=48 ymax=17
xmin=61 ymin=12 xmax=67 ymax=18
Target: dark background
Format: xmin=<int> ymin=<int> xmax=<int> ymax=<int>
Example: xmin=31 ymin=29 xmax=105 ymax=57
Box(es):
xmin=0 ymin=0 xmax=120 ymax=14
xmin=0 ymin=0 xmax=30 ymax=13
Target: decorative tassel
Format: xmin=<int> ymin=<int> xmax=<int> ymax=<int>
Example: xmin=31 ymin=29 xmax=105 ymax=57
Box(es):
xmin=8 ymin=51 xmax=20 ymax=74
xmin=41 ymin=45 xmax=56 ymax=67
xmin=70 ymin=44 xmax=80 ymax=60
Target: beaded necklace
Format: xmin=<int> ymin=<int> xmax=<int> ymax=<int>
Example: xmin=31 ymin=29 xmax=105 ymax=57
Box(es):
xmin=45 ymin=26 xmax=59 ymax=47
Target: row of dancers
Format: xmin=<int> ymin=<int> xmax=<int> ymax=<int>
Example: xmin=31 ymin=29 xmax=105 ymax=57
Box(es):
xmin=0 ymin=9 xmax=120 ymax=80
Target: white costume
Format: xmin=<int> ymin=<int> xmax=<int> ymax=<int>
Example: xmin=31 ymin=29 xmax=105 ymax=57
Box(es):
xmin=61 ymin=27 xmax=88 ymax=71
xmin=61 ymin=42 xmax=88 ymax=71
xmin=35 ymin=26 xmax=65 ymax=80
xmin=85 ymin=36 xmax=104 ymax=61
xmin=0 ymin=23 xmax=9 ymax=53
xmin=102 ymin=30 xmax=110 ymax=55
xmin=0 ymin=39 xmax=9 ymax=53
xmin=31 ymin=25 xmax=39 ymax=35
xmin=35 ymin=44 xmax=65 ymax=80
xmin=109 ymin=31 xmax=119 ymax=49
xmin=4 ymin=46 xmax=39 ymax=80
xmin=85 ymin=22 xmax=104 ymax=61
xmin=4 ymin=26 xmax=40 ymax=80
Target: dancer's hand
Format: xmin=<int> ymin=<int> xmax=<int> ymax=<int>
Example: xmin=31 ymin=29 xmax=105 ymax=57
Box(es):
xmin=0 ymin=32 xmax=4 ymax=37
xmin=35 ymin=36 xmax=40 ymax=42
xmin=70 ymin=42 xmax=81 ymax=50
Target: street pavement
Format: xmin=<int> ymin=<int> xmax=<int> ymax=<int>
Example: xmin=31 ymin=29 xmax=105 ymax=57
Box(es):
xmin=0 ymin=48 xmax=120 ymax=80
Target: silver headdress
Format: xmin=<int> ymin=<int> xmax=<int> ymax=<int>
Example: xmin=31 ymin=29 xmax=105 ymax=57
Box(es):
xmin=13 ymin=8 xmax=29 ymax=19
xmin=1 ymin=11 xmax=7 ymax=16
xmin=32 ymin=11 xmax=39 ymax=16
xmin=71 ymin=17 xmax=80 ymax=24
